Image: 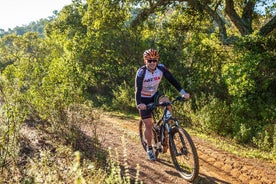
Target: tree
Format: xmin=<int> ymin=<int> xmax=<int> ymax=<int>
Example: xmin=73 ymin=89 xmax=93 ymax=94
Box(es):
xmin=131 ymin=0 xmax=276 ymax=44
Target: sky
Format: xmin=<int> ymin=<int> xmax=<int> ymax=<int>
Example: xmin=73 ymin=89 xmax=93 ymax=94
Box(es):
xmin=0 ymin=0 xmax=73 ymax=31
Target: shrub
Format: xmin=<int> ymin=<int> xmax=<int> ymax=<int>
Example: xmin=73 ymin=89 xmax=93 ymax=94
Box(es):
xmin=253 ymin=124 xmax=274 ymax=151
xmin=112 ymin=81 xmax=136 ymax=112
xmin=196 ymin=98 xmax=232 ymax=136
xmin=233 ymin=123 xmax=253 ymax=144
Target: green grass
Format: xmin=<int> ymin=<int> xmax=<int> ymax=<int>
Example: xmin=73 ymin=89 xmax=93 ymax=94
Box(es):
xmin=187 ymin=128 xmax=275 ymax=163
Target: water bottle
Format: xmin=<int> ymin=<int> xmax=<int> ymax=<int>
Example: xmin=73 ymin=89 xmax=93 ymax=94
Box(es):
xmin=160 ymin=124 xmax=165 ymax=143
xmin=156 ymin=141 xmax=163 ymax=152
xmin=154 ymin=125 xmax=160 ymax=141
xmin=165 ymin=110 xmax=172 ymax=121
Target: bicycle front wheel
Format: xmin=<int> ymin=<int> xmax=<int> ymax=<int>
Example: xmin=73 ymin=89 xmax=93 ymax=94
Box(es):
xmin=169 ymin=125 xmax=199 ymax=182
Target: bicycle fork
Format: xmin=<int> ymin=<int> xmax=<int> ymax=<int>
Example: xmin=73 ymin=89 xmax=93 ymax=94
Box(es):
xmin=154 ymin=124 xmax=168 ymax=153
xmin=169 ymin=121 xmax=189 ymax=157
xmin=163 ymin=119 xmax=189 ymax=156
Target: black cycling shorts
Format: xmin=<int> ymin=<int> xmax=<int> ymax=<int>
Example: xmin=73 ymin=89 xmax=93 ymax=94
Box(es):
xmin=139 ymin=91 xmax=163 ymax=119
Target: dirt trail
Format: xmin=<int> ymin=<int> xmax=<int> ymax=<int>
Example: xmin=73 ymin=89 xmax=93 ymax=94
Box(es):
xmin=80 ymin=114 xmax=276 ymax=184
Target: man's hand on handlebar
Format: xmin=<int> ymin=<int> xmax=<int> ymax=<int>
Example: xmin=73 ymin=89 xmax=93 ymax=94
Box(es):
xmin=182 ymin=93 xmax=190 ymax=99
xmin=137 ymin=103 xmax=147 ymax=110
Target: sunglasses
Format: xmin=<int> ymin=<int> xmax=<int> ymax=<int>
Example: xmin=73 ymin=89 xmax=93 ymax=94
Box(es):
xmin=147 ymin=59 xmax=158 ymax=63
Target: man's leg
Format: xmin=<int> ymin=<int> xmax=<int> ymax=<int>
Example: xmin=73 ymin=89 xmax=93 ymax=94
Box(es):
xmin=143 ymin=118 xmax=153 ymax=147
xmin=143 ymin=118 xmax=155 ymax=160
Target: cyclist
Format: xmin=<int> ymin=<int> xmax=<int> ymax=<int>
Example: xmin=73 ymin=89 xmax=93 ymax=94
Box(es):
xmin=135 ymin=49 xmax=190 ymax=161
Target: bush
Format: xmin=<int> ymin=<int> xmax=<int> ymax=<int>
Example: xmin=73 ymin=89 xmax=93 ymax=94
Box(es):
xmin=196 ymin=98 xmax=232 ymax=136
xmin=253 ymin=124 xmax=274 ymax=151
xmin=112 ymin=81 xmax=136 ymax=112
xmin=233 ymin=123 xmax=253 ymax=144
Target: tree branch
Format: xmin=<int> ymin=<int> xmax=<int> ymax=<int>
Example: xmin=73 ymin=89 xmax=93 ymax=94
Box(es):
xmin=259 ymin=15 xmax=276 ymax=36
xmin=241 ymin=0 xmax=255 ymax=33
xmin=199 ymin=3 xmax=228 ymax=43
xmin=188 ymin=0 xmax=230 ymax=44
xmin=131 ymin=0 xmax=172 ymax=27
xmin=225 ymin=0 xmax=251 ymax=35
xmin=130 ymin=0 xmax=275 ymax=43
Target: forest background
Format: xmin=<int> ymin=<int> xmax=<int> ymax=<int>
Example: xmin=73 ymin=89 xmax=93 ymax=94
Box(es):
xmin=0 ymin=0 xmax=275 ymax=182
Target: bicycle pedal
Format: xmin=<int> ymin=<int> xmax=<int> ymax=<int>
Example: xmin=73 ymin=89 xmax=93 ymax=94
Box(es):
xmin=156 ymin=142 xmax=163 ymax=152
xmin=157 ymin=147 xmax=163 ymax=153
xmin=162 ymin=144 xmax=168 ymax=153
xmin=171 ymin=127 xmax=178 ymax=134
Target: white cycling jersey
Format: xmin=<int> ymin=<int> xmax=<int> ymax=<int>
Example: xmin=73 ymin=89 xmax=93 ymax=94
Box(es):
xmin=141 ymin=67 xmax=163 ymax=98
xmin=135 ymin=64 xmax=185 ymax=106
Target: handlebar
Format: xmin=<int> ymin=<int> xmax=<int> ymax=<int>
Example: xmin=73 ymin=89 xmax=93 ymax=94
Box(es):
xmin=146 ymin=96 xmax=186 ymax=110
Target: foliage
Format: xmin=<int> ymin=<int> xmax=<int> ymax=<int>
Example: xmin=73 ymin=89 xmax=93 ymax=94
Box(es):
xmin=112 ymin=81 xmax=136 ymax=112
xmin=222 ymin=34 xmax=276 ymax=147
xmin=0 ymin=32 xmax=50 ymax=167
xmin=23 ymin=145 xmax=127 ymax=184
xmin=0 ymin=100 xmax=23 ymax=168
xmin=253 ymin=127 xmax=273 ymax=152
xmin=130 ymin=0 xmax=276 ymax=43
xmin=0 ymin=17 xmax=57 ymax=38
xmin=196 ymin=97 xmax=232 ymax=136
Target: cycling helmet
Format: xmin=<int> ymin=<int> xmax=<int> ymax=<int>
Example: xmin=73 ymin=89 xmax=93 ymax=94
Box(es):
xmin=143 ymin=49 xmax=159 ymax=60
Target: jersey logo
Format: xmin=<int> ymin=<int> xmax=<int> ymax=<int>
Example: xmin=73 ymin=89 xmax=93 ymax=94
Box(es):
xmin=144 ymin=76 xmax=161 ymax=82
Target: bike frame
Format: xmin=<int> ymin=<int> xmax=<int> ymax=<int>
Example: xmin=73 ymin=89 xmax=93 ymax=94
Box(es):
xmin=150 ymin=98 xmax=182 ymax=146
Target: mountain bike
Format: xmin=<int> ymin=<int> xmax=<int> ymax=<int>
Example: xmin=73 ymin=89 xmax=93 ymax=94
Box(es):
xmin=139 ymin=96 xmax=199 ymax=182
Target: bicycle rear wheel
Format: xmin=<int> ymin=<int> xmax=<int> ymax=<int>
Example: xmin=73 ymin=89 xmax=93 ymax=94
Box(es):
xmin=139 ymin=119 xmax=159 ymax=158
xmin=169 ymin=125 xmax=199 ymax=182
